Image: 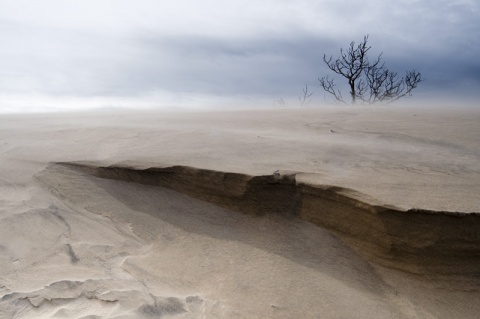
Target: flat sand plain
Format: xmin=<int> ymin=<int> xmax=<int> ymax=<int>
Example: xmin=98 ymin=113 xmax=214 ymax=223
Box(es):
xmin=0 ymin=106 xmax=479 ymax=318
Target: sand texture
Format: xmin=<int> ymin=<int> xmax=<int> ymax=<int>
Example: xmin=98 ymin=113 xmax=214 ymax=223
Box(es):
xmin=1 ymin=107 xmax=479 ymax=318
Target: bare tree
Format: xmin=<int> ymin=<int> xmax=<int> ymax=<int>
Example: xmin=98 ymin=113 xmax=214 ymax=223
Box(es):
xmin=319 ymin=35 xmax=422 ymax=105
xmin=273 ymin=97 xmax=286 ymax=108
xmin=299 ymin=84 xmax=313 ymax=106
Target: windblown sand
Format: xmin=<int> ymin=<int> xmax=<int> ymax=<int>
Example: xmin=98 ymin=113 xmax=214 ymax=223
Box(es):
xmin=0 ymin=106 xmax=479 ymax=318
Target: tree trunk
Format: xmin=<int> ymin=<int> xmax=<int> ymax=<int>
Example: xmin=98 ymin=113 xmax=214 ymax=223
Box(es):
xmin=349 ymin=80 xmax=356 ymax=104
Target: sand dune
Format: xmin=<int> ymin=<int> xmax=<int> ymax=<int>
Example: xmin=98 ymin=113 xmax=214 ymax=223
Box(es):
xmin=1 ymin=106 xmax=480 ymax=318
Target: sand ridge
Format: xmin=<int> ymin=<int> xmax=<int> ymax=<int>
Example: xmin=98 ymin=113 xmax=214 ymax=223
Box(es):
xmin=53 ymin=161 xmax=480 ymax=276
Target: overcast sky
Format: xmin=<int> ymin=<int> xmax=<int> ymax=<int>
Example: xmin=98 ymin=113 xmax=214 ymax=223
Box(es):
xmin=0 ymin=0 xmax=479 ymax=112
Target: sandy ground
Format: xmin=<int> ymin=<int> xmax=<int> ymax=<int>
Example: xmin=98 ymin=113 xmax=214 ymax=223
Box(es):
xmin=0 ymin=106 xmax=479 ymax=318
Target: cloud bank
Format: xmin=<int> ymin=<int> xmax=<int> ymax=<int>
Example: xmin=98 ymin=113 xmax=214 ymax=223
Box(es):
xmin=0 ymin=0 xmax=479 ymax=112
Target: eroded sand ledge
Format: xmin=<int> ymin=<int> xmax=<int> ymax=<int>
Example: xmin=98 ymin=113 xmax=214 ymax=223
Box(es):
xmin=59 ymin=161 xmax=480 ymax=276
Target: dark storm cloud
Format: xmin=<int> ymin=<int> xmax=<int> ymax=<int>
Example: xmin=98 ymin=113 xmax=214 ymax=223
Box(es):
xmin=0 ymin=0 xmax=479 ymax=111
xmin=130 ymin=32 xmax=480 ymax=100
xmin=1 ymin=21 xmax=478 ymax=100
xmin=127 ymin=34 xmax=337 ymax=96
xmin=0 ymin=20 xmax=334 ymax=98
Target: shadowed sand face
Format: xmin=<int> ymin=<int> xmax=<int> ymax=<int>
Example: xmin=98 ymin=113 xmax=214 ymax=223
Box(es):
xmin=1 ymin=106 xmax=480 ymax=318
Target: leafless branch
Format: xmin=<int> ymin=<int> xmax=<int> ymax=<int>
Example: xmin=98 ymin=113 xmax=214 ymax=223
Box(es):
xmin=299 ymin=84 xmax=314 ymax=106
xmin=273 ymin=97 xmax=286 ymax=108
xmin=319 ymin=76 xmax=347 ymax=104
